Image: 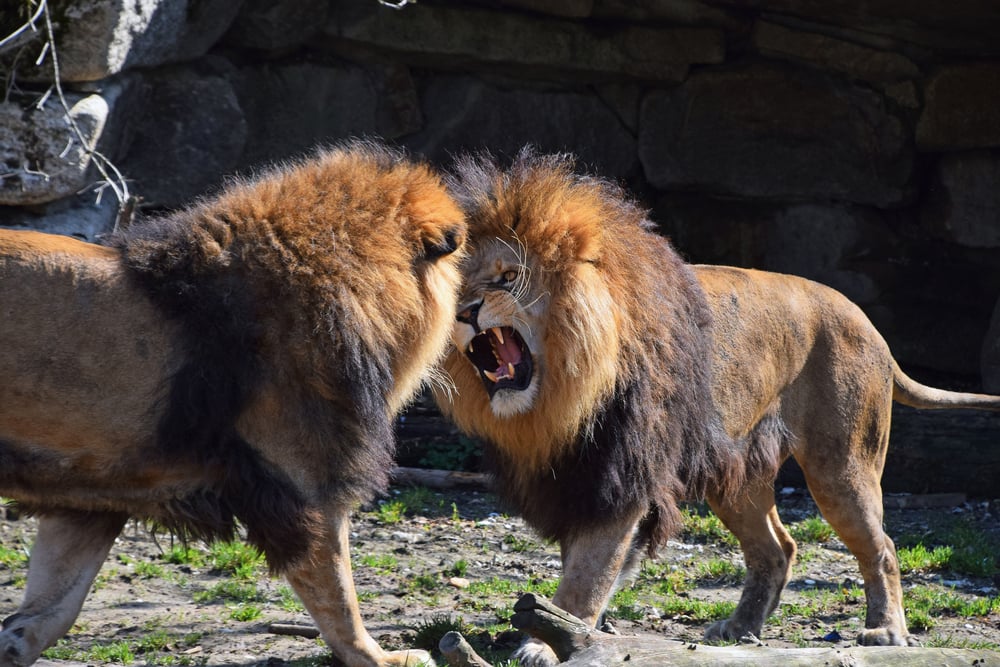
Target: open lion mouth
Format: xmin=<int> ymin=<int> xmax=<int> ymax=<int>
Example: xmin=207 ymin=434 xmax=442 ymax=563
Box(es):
xmin=464 ymin=326 xmax=533 ymax=398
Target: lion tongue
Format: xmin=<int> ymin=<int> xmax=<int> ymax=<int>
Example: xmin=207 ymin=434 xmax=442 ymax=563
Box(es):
xmin=486 ymin=328 xmax=522 ymax=382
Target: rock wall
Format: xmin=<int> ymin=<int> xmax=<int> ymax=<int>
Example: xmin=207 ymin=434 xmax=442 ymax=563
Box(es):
xmin=2 ymin=0 xmax=999 ymax=493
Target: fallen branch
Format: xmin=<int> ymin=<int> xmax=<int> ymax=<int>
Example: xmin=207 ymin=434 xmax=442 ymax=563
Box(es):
xmin=391 ymin=466 xmax=490 ymax=490
xmin=510 ymin=593 xmax=1000 ymax=666
xmin=439 ymin=631 xmax=492 ymax=667
xmin=267 ymin=623 xmax=320 ymax=639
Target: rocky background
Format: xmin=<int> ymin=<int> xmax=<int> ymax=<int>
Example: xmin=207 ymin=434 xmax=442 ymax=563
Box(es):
xmin=1 ymin=0 xmax=999 ymax=494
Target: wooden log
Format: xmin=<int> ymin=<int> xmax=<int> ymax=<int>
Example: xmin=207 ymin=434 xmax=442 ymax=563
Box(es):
xmin=439 ymin=631 xmax=492 ymax=667
xmin=511 ymin=594 xmax=1000 ymax=667
xmin=390 ymin=466 xmax=491 ymax=490
xmin=267 ymin=622 xmax=320 ymax=639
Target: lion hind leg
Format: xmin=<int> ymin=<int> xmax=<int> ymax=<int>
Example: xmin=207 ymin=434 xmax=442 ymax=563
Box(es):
xmin=283 ymin=509 xmax=434 ymax=667
xmin=801 ymin=467 xmax=915 ymax=647
xmin=0 ymin=510 xmax=126 ymax=667
xmin=705 ymin=481 xmax=795 ymax=642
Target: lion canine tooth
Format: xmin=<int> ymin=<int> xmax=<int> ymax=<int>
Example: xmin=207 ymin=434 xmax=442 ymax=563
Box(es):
xmin=484 ymin=370 xmax=499 ymax=383
xmin=468 ymin=342 xmax=474 ymax=354
xmin=507 ymin=362 xmax=515 ymax=377
xmin=493 ymin=327 xmax=504 ymax=345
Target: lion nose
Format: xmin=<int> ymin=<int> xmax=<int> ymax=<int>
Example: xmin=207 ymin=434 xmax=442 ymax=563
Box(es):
xmin=456 ymin=301 xmax=482 ymax=331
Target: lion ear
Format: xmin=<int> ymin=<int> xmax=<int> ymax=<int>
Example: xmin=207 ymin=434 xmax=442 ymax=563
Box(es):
xmin=563 ymin=203 xmax=603 ymax=263
xmin=422 ymin=226 xmax=465 ymax=260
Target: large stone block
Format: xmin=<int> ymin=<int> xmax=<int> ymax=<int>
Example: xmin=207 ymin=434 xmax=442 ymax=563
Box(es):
xmin=325 ymin=3 xmax=722 ymax=83
xmin=713 ymin=0 xmax=1000 ymax=55
xmin=0 ymin=91 xmax=114 ymax=206
xmin=639 ymin=64 xmax=912 ymax=206
xmin=230 ymin=62 xmax=412 ymax=169
xmin=916 ymin=65 xmax=1000 ymax=151
xmin=0 ymin=190 xmax=120 ymax=241
xmin=121 ymin=67 xmax=246 ymax=208
xmin=224 ymin=0 xmax=328 ymax=51
xmin=11 ymin=0 xmax=243 ymax=82
xmin=404 ymin=76 xmax=638 ymax=182
xmin=751 ymin=21 xmax=919 ymax=83
xmin=922 ymin=151 xmax=1000 ymax=248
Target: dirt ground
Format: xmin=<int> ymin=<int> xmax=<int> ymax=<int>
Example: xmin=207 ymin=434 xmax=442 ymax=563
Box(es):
xmin=1 ymin=485 xmax=998 ymax=666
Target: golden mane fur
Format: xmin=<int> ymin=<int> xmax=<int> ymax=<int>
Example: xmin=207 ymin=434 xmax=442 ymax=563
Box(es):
xmin=0 ymin=140 xmax=465 ymax=667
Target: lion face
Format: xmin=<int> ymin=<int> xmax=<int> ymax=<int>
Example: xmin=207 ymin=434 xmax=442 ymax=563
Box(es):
xmin=451 ymin=238 xmax=548 ymax=417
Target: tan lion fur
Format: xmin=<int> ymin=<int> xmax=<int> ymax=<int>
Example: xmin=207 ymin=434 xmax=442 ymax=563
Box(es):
xmin=437 ymin=150 xmax=1000 ymax=665
xmin=0 ymin=141 xmax=465 ymax=667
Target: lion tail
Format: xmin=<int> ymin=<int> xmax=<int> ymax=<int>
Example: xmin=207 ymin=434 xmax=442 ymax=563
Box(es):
xmin=892 ymin=362 xmax=1000 ymax=411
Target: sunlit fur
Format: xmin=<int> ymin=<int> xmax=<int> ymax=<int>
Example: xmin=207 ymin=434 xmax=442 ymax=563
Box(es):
xmin=437 ymin=150 xmax=750 ymax=550
xmin=0 ymin=140 xmax=465 ymax=667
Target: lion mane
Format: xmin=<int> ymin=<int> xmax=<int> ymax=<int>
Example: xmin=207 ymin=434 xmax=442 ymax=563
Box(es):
xmin=437 ymin=150 xmax=780 ymax=553
xmin=0 ymin=140 xmax=465 ymax=667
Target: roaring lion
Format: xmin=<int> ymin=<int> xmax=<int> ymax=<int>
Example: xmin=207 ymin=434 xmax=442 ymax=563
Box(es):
xmin=434 ymin=150 xmax=1000 ymax=664
xmin=0 ymin=141 xmax=466 ymax=667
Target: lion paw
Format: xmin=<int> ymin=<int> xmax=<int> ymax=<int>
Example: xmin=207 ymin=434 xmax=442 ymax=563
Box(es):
xmin=856 ymin=627 xmax=918 ymax=647
xmin=0 ymin=628 xmax=32 ymax=667
xmin=704 ymin=619 xmax=760 ymax=644
xmin=510 ymin=638 xmax=558 ymax=667
xmin=383 ymin=647 xmax=435 ymax=666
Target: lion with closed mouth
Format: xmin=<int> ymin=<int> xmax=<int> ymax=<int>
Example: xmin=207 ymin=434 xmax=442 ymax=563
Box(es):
xmin=434 ymin=149 xmax=1000 ymax=665
xmin=0 ymin=140 xmax=465 ymax=667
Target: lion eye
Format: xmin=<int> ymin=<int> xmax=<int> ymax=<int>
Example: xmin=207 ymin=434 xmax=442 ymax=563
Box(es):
xmin=500 ymin=269 xmax=518 ymax=284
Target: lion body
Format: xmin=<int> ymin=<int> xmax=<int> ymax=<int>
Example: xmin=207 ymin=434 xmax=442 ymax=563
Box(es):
xmin=437 ymin=151 xmax=1000 ymax=665
xmin=0 ymin=142 xmax=465 ymax=667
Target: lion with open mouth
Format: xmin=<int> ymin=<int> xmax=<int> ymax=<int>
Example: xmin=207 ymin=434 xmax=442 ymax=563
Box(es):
xmin=434 ymin=149 xmax=1000 ymax=666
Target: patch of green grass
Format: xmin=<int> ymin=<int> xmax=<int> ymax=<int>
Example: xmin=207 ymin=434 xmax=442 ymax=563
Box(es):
xmin=925 ymin=636 xmax=1000 ymax=649
xmin=660 ymin=597 xmax=736 ymax=622
xmin=637 ymin=560 xmax=691 ymax=595
xmin=607 ymin=587 xmax=644 ymax=621
xmin=88 ymin=640 xmax=136 ymax=664
xmin=162 ymin=545 xmax=206 ymax=567
xmin=680 ymin=505 xmax=738 ymax=548
xmin=896 ymin=519 xmax=999 ymax=578
xmin=898 ymin=543 xmax=953 ymax=574
xmin=411 ymin=615 xmax=474 ymax=651
xmin=408 ymin=573 xmax=440 ymax=593
xmin=278 ymin=585 xmax=305 ymax=612
xmin=465 ymin=576 xmax=559 ymax=599
xmin=229 ymin=603 xmax=263 ymax=622
xmin=193 ymin=580 xmax=265 ymax=604
xmin=903 ymin=585 xmax=1000 ymax=632
xmin=693 ymin=558 xmax=745 ymax=584
xmin=376 ymin=499 xmax=407 ymax=525
xmin=397 ymin=486 xmax=445 ymax=515
xmin=134 ymin=560 xmax=167 ymax=579
xmin=789 ymin=515 xmax=835 ymax=544
xmin=446 ymin=559 xmax=469 ymax=578
xmin=0 ymin=544 xmax=27 ymax=570
xmin=358 ymin=553 xmax=399 ymax=573
xmin=502 ymin=533 xmax=537 ymax=553
xmin=208 ymin=541 xmax=264 ymax=579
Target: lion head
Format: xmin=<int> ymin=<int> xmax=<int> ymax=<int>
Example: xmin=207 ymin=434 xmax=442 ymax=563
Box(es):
xmin=436 ymin=149 xmax=737 ymax=548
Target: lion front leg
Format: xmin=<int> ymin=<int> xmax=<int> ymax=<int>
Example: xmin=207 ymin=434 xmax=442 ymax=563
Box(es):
xmin=284 ymin=508 xmax=433 ymax=667
xmin=0 ymin=510 xmax=126 ymax=667
xmin=511 ymin=511 xmax=643 ymax=667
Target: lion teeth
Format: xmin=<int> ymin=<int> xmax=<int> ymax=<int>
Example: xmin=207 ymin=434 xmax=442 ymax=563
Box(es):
xmin=483 ymin=370 xmax=499 ymax=383
xmin=493 ymin=327 xmax=504 ymax=345
xmin=468 ymin=342 xmax=474 ymax=354
xmin=507 ymin=362 xmax=515 ymax=377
